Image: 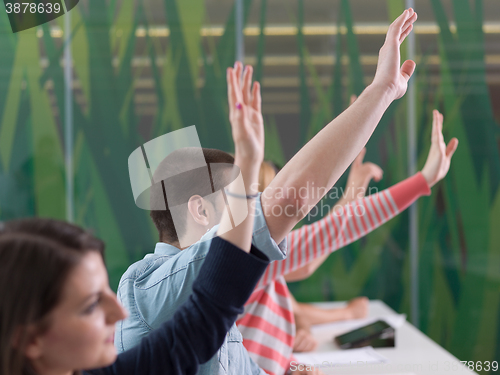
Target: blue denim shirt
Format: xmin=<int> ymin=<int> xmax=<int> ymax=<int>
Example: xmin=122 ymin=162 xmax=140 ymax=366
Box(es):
xmin=115 ymin=195 xmax=286 ymax=375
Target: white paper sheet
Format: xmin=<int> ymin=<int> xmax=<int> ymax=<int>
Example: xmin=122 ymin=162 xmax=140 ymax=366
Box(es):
xmin=293 ymin=346 xmax=389 ymax=366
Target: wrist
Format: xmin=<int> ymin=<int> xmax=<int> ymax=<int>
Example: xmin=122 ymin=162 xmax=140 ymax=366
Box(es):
xmin=420 ymin=169 xmax=435 ymax=188
xmin=365 ymin=82 xmax=396 ymax=107
xmin=234 ymin=159 xmax=260 ymax=193
xmin=342 ymin=186 xmax=360 ymax=202
xmin=342 ymin=307 xmax=353 ymax=320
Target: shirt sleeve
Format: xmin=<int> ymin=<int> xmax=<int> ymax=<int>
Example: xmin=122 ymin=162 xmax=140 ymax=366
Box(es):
xmin=251 ymin=193 xmax=287 ymax=261
xmin=89 ymin=237 xmax=270 ymax=375
xmin=254 ymin=173 xmax=430 ymax=288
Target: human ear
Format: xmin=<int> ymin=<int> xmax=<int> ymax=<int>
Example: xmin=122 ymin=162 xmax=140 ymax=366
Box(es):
xmin=187 ymin=196 xmax=210 ymax=226
xmin=13 ymin=325 xmax=44 ymax=361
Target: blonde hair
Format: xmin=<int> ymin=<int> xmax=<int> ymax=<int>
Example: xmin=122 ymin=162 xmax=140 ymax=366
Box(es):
xmin=258 ymin=161 xmax=278 ymax=192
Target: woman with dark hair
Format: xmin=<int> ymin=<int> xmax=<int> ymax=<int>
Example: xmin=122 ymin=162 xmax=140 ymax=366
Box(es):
xmin=0 ymin=218 xmax=268 ymax=375
xmin=0 ymin=61 xmax=267 ymax=375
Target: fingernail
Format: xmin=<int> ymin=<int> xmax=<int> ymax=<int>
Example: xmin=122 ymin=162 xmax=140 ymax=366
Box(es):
xmin=236 ymin=102 xmax=242 ymax=110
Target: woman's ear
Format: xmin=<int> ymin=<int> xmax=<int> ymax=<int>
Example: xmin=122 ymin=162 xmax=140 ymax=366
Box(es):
xmin=12 ymin=325 xmax=44 ymax=360
xmin=187 ymin=196 xmax=210 ymax=226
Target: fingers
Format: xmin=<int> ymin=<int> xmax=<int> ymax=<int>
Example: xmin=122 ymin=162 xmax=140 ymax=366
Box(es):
xmin=227 ymin=68 xmax=237 ymax=111
xmin=387 ymin=8 xmax=417 ymax=47
xmin=367 ymin=163 xmax=384 ymax=182
xmin=438 ymin=111 xmax=444 ymax=142
xmin=350 ymin=94 xmax=357 ymax=106
xmin=431 ymin=109 xmax=439 ymax=142
xmin=231 ymin=66 xmax=244 ymax=106
xmin=387 ymin=8 xmax=413 ymax=40
xmin=400 ymin=11 xmax=418 ymax=42
xmin=242 ymin=65 xmax=254 ymax=105
xmin=431 ymin=109 xmax=445 ymax=145
xmin=227 ymin=65 xmax=246 ymax=130
xmin=446 ymin=138 xmax=459 ymax=158
xmin=234 ymin=61 xmax=243 ymax=84
xmin=400 ymin=59 xmax=416 ymax=82
xmin=294 ymin=330 xmax=318 ymax=352
xmin=251 ymin=81 xmax=262 ymax=113
xmin=399 ymin=23 xmax=414 ymax=44
xmin=294 ymin=333 xmax=306 ymax=352
xmin=229 ymin=62 xmax=258 ymax=111
xmin=353 ymin=147 xmax=366 ymax=166
xmin=390 ymin=8 xmax=411 ymax=33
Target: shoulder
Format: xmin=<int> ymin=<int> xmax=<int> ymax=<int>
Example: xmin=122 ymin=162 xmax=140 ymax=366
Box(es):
xmin=118 ymin=241 xmax=213 ymax=291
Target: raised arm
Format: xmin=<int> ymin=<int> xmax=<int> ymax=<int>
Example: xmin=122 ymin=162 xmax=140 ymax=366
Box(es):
xmin=255 ymin=109 xmax=457 ymax=287
xmin=256 ymin=177 xmax=429 ymax=287
xmin=261 ymin=9 xmax=418 ymax=245
xmin=285 ymin=148 xmax=383 ymax=281
xmin=217 ymin=63 xmax=264 ymax=251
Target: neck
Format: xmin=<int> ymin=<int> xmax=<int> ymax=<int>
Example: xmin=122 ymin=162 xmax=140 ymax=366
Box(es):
xmin=161 ymin=239 xmax=181 ymax=249
xmin=31 ymin=361 xmax=73 ymax=375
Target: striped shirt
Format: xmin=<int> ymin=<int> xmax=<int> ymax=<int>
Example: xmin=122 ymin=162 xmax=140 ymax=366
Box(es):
xmin=236 ymin=173 xmax=431 ymax=375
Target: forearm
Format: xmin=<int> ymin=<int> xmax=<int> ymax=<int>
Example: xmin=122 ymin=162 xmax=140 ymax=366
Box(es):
xmin=217 ymin=159 xmax=260 ymax=252
xmin=329 ymin=194 xmax=356 ymax=215
xmin=284 ymin=253 xmax=328 ymax=282
xmin=257 ymin=189 xmax=398 ymax=288
xmin=278 ymin=173 xmax=431 ymax=287
xmin=295 ymin=302 xmax=350 ymax=326
xmin=262 ymin=84 xmax=393 ymax=244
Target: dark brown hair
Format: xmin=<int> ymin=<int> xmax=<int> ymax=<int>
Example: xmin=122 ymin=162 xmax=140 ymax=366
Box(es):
xmin=149 ymin=148 xmax=235 ymax=245
xmin=0 ymin=218 xmax=104 ymax=375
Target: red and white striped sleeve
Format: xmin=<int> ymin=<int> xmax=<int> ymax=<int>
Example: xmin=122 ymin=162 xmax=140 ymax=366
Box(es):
xmin=255 ymin=173 xmax=431 ymax=289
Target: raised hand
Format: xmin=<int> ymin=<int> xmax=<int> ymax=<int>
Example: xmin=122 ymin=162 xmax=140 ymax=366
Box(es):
xmin=372 ymin=8 xmax=418 ymax=101
xmin=345 ymin=148 xmax=384 ymax=200
xmin=421 ymin=110 xmax=459 ymax=188
xmin=226 ymin=62 xmax=264 ymax=165
xmin=217 ymin=63 xmax=264 ymax=247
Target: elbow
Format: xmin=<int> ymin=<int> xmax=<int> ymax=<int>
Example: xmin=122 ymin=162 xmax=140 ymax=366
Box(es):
xmin=285 ymin=264 xmax=315 ymax=282
xmin=302 ymin=263 xmax=316 ymax=279
xmin=297 ymin=263 xmax=316 ymax=281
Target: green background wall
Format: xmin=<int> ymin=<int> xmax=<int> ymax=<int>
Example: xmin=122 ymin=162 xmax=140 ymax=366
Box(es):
xmin=0 ymin=0 xmax=498 ymax=372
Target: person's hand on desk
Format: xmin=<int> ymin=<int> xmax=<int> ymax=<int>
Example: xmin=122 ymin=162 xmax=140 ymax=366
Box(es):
xmin=294 ymin=328 xmax=319 ymax=353
xmin=292 ymin=297 xmax=369 ymax=353
xmin=344 ymin=297 xmax=369 ymax=320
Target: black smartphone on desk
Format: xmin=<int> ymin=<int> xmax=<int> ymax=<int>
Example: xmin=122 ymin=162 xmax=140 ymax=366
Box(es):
xmin=334 ymin=320 xmax=395 ymax=349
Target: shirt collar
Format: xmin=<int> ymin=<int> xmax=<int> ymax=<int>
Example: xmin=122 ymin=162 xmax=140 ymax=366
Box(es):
xmin=154 ymin=242 xmax=182 ymax=256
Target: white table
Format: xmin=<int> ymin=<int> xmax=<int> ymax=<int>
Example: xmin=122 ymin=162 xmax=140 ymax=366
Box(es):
xmin=298 ymin=300 xmax=477 ymax=375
